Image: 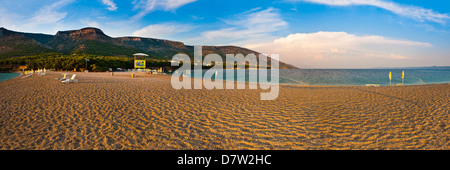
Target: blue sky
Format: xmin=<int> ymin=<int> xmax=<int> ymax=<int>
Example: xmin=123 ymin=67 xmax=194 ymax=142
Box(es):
xmin=1 ymin=0 xmax=449 ymax=68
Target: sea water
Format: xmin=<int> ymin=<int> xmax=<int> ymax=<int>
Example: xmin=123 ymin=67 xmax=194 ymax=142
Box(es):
xmin=185 ymin=68 xmax=450 ymax=86
xmin=0 ymin=73 xmax=21 ymax=82
xmin=277 ymin=68 xmax=450 ymax=86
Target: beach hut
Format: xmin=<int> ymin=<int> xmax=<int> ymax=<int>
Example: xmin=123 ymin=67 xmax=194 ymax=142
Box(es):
xmin=132 ymin=53 xmax=149 ymax=77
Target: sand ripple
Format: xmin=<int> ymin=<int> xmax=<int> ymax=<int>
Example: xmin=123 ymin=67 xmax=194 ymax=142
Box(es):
xmin=0 ymin=72 xmax=449 ymax=149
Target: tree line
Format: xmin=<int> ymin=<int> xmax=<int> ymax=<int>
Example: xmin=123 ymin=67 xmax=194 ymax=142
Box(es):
xmin=0 ymin=53 xmax=172 ymax=72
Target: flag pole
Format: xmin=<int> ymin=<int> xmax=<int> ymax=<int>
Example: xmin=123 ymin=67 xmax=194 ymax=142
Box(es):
xmin=133 ymin=55 xmax=136 ymax=78
xmin=402 ymin=70 xmax=404 ymax=85
xmin=389 ymin=71 xmax=392 ymax=86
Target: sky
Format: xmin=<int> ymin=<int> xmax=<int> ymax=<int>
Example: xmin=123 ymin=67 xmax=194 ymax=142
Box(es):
xmin=0 ymin=0 xmax=449 ymax=68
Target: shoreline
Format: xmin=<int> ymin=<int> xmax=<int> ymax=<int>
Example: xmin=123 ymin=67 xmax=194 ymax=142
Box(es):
xmin=4 ymin=71 xmax=449 ymax=88
xmin=157 ymin=71 xmax=450 ymax=88
xmin=4 ymin=71 xmax=450 ymax=88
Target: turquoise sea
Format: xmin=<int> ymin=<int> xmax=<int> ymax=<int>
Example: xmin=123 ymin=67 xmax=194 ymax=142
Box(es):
xmin=277 ymin=68 xmax=450 ymax=86
xmin=185 ymin=67 xmax=450 ymax=86
xmin=0 ymin=73 xmax=21 ymax=82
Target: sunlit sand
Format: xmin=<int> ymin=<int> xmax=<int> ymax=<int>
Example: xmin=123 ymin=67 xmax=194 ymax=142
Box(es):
xmin=0 ymin=72 xmax=448 ymax=149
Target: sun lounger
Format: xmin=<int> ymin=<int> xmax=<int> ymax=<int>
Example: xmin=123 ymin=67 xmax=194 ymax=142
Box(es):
xmin=56 ymin=73 xmax=68 ymax=81
xmin=365 ymin=84 xmax=380 ymax=87
xmin=61 ymin=74 xmax=78 ymax=83
xmin=21 ymin=74 xmax=32 ymax=78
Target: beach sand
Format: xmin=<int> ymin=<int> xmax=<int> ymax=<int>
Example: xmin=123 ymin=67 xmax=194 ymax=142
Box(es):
xmin=0 ymin=72 xmax=449 ymax=150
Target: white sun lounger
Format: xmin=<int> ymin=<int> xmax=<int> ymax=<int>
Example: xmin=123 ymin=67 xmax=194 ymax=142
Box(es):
xmin=21 ymin=74 xmax=32 ymax=78
xmin=56 ymin=73 xmax=68 ymax=81
xmin=61 ymin=74 xmax=78 ymax=83
xmin=365 ymin=84 xmax=380 ymax=87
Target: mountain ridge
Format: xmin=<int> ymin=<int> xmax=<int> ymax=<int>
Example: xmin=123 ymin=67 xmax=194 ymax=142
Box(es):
xmin=0 ymin=27 xmax=298 ymax=69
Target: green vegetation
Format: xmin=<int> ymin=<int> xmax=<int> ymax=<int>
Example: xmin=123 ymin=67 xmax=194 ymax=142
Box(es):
xmin=0 ymin=36 xmax=56 ymax=59
xmin=0 ymin=52 xmax=270 ymax=72
xmin=0 ymin=53 xmax=172 ymax=72
xmin=0 ymin=44 xmax=55 ymax=59
xmin=74 ymin=40 xmax=145 ymax=57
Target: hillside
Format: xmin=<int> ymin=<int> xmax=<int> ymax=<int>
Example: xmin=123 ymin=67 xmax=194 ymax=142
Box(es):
xmin=0 ymin=27 xmax=298 ymax=69
xmin=0 ymin=35 xmax=55 ymax=57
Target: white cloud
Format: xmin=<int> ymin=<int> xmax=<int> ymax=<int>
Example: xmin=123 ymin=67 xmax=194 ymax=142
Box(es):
xmin=190 ymin=7 xmax=287 ymax=45
xmin=102 ymin=0 xmax=118 ymax=11
xmin=293 ymin=0 xmax=450 ymax=24
xmin=80 ymin=18 xmax=101 ymax=28
xmin=28 ymin=0 xmax=74 ymax=25
xmin=246 ymin=31 xmax=432 ymax=68
xmin=131 ymin=0 xmax=196 ymax=20
xmin=0 ymin=8 xmax=20 ymax=30
xmin=132 ymin=23 xmax=193 ymax=38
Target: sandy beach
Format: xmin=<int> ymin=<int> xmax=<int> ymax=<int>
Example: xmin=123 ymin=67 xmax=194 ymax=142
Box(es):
xmin=0 ymin=72 xmax=449 ymax=150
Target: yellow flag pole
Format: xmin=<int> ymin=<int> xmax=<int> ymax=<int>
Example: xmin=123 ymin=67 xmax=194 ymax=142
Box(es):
xmin=389 ymin=71 xmax=392 ymax=86
xmin=402 ymin=71 xmax=404 ymax=85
